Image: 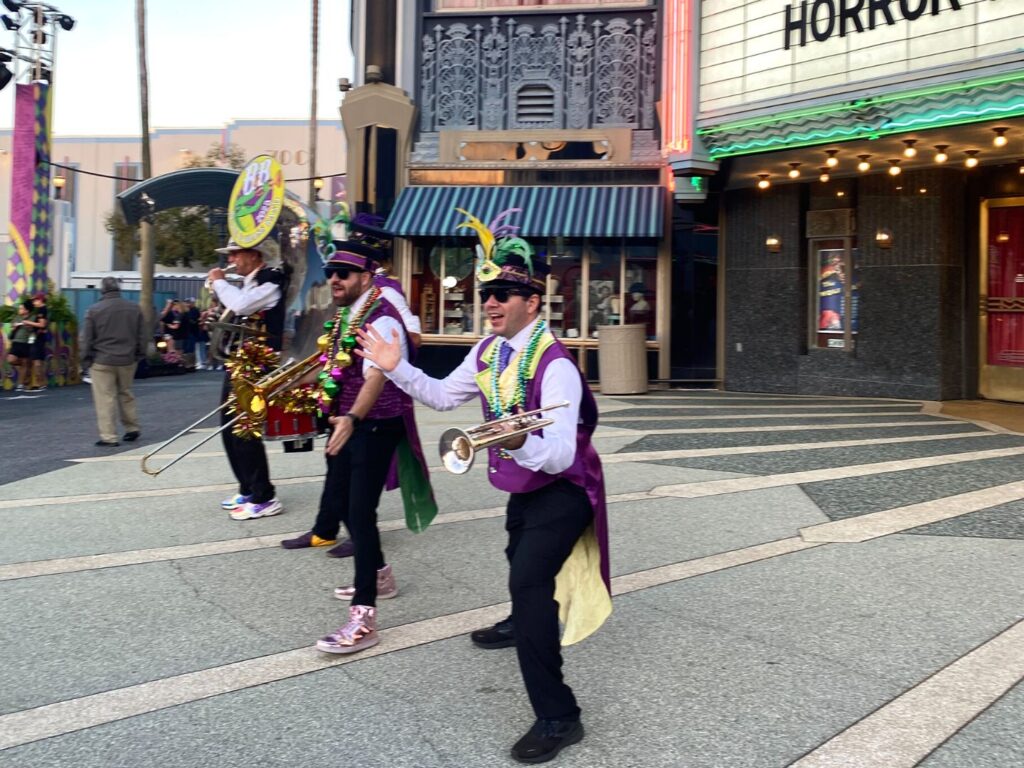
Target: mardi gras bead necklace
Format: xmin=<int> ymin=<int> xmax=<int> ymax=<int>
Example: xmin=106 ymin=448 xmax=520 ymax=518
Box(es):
xmin=488 ymin=320 xmax=547 ymax=419
xmin=316 ymin=286 xmax=381 ymax=413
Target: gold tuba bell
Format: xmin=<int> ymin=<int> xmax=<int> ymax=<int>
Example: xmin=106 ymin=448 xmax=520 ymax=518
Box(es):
xmin=438 ymin=401 xmax=569 ymax=474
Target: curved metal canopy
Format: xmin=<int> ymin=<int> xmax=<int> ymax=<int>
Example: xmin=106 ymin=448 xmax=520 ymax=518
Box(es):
xmin=116 ymin=167 xmax=240 ymax=225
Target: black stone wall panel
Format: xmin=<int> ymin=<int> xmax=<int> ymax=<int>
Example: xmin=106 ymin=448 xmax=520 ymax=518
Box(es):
xmin=724 ymin=168 xmax=967 ymax=399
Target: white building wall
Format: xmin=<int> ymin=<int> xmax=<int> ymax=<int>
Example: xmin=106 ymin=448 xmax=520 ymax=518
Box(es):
xmin=0 ymin=119 xmax=346 ymax=281
xmin=700 ymin=0 xmax=1024 ymax=117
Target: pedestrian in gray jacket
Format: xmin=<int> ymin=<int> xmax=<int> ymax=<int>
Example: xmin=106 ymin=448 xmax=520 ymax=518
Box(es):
xmin=81 ymin=276 xmax=148 ymax=447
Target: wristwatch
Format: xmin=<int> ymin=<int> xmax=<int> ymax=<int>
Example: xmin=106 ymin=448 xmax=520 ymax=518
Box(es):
xmin=345 ymin=412 xmax=362 ymax=428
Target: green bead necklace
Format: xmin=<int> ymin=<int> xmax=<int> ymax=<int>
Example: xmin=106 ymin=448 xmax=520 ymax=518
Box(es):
xmin=489 ymin=320 xmax=547 ymax=418
xmin=315 ymin=287 xmax=381 ymax=408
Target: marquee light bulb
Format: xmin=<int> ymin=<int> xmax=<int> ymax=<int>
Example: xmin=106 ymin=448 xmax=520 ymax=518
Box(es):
xmin=902 ymin=139 xmax=918 ymax=158
xmin=964 ymin=150 xmax=979 ymax=169
xmin=825 ymin=149 xmax=839 ymax=168
xmin=934 ymin=145 xmax=949 ymax=163
xmin=856 ymin=154 xmax=871 ymax=172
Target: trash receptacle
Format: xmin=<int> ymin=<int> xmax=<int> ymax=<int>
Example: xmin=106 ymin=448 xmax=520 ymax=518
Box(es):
xmin=597 ymin=323 xmax=648 ymax=395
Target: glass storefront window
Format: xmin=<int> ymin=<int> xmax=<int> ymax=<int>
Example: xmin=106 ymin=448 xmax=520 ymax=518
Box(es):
xmin=427 ymin=242 xmax=478 ymax=336
xmin=588 ymin=241 xmax=623 ymax=337
xmin=625 ymin=243 xmax=657 ymax=339
xmin=812 ymin=240 xmax=860 ymax=349
xmin=545 ymin=238 xmax=583 ymax=339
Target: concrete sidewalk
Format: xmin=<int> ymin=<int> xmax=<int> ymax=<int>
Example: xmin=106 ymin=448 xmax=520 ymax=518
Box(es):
xmin=0 ymin=392 xmax=1021 ymax=767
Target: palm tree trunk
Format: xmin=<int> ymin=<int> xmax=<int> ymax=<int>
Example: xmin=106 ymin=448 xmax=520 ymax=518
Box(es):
xmin=309 ymin=0 xmax=319 ymax=206
xmin=137 ymin=0 xmax=155 ymax=332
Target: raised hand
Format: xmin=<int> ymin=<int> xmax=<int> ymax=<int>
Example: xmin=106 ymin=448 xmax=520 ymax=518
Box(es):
xmin=355 ymin=325 xmax=401 ymax=372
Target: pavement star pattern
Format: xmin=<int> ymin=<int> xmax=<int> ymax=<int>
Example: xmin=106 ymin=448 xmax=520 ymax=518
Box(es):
xmin=0 ymin=391 xmax=1021 ymax=767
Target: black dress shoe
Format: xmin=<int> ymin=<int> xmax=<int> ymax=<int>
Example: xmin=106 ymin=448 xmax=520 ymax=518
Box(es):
xmin=122 ymin=431 xmax=141 ymax=442
xmin=511 ymin=719 xmax=584 ymax=764
xmin=95 ymin=440 xmax=120 ymax=447
xmin=470 ymin=617 xmax=515 ymax=649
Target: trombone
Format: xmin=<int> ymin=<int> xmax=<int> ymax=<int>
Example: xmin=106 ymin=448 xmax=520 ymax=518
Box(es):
xmin=438 ymin=401 xmax=569 ymax=475
xmin=140 ymin=349 xmax=324 ymax=476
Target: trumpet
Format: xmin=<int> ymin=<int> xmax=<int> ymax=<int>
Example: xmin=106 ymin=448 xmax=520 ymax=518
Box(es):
xmin=140 ymin=349 xmax=323 ymax=476
xmin=204 ymin=262 xmax=236 ymax=290
xmin=438 ymin=401 xmax=569 ymax=475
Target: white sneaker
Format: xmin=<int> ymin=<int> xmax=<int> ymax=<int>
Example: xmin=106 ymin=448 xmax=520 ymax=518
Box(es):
xmin=220 ymin=493 xmax=250 ymax=510
xmin=230 ymin=498 xmax=283 ymax=520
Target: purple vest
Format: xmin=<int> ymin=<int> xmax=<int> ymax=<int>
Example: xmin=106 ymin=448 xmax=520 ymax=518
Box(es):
xmin=475 ymin=333 xmax=610 ymax=589
xmin=334 ymin=297 xmax=411 ymax=420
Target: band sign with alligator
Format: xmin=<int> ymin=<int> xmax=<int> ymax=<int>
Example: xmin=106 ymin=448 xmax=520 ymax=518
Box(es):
xmin=782 ymin=0 xmax=973 ymax=50
xmin=227 ymin=154 xmax=285 ymax=248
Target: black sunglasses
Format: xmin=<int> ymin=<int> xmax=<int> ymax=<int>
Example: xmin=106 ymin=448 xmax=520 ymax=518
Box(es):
xmin=478 ymin=286 xmax=533 ymax=303
xmin=324 ymin=265 xmax=364 ymax=280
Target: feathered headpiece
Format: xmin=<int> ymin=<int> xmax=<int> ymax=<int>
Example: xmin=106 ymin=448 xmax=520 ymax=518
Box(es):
xmin=454 ymin=207 xmax=547 ymax=292
xmin=313 ymin=205 xmax=391 ymax=271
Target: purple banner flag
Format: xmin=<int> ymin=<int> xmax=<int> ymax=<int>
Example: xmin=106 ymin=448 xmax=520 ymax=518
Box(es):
xmin=5 ymin=82 xmax=51 ymax=303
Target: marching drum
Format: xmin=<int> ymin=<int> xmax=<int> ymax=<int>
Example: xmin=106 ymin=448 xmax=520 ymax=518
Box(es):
xmin=264 ymin=404 xmax=319 ymax=442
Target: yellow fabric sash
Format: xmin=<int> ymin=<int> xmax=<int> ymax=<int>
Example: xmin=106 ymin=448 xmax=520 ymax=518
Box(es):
xmin=475 ymin=331 xmax=612 ymax=646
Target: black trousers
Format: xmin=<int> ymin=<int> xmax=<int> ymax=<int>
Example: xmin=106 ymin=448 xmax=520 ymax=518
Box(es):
xmin=506 ymin=478 xmax=594 ymax=721
xmin=313 ymin=415 xmax=405 ymax=607
xmin=220 ymin=374 xmax=275 ymax=504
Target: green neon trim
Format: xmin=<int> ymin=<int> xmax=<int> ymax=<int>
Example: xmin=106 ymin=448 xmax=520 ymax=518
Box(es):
xmin=707 ymin=98 xmax=1024 ymax=158
xmin=709 ymin=124 xmax=881 ymax=155
xmin=698 ymin=71 xmax=1024 ymax=136
xmin=883 ymin=100 xmax=1024 ymax=129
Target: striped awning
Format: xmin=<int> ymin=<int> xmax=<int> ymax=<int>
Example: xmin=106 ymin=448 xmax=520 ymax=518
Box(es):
xmin=384 ymin=185 xmax=664 ymax=238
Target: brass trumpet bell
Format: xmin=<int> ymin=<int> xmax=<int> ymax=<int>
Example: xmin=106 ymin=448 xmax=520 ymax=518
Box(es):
xmin=438 ymin=402 xmax=569 ymax=474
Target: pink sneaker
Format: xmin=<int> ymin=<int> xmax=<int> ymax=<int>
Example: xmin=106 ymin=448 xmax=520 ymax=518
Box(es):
xmin=316 ymin=605 xmax=379 ymax=654
xmin=334 ymin=564 xmax=397 ymax=601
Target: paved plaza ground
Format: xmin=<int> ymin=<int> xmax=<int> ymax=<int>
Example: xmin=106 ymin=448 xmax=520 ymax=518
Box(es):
xmin=1 ymin=379 xmax=1022 ymax=767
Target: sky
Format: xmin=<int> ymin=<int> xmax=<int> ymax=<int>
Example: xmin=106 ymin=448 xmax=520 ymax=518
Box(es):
xmin=0 ymin=0 xmax=354 ymax=135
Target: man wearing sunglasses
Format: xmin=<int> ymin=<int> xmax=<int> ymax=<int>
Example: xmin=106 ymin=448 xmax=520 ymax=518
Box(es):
xmin=357 ymin=246 xmax=611 ymax=764
xmin=207 ymin=238 xmax=287 ymax=521
xmin=290 ymin=240 xmax=435 ymax=656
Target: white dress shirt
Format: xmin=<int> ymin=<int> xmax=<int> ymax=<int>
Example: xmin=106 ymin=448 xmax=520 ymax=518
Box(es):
xmin=212 ymin=268 xmax=280 ymax=317
xmin=385 ymin=317 xmax=582 ymax=474
xmin=380 ymin=285 xmax=422 ymax=335
xmin=351 ymin=287 xmax=409 ymax=370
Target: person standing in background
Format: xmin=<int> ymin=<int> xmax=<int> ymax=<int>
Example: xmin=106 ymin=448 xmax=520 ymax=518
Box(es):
xmin=81 ymin=276 xmax=147 ymax=447
xmin=26 ymin=292 xmax=49 ymax=390
xmin=6 ymin=299 xmax=34 ymax=390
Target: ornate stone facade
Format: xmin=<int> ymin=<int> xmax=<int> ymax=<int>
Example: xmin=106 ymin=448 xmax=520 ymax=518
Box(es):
xmin=419 ymin=12 xmax=658 ymax=135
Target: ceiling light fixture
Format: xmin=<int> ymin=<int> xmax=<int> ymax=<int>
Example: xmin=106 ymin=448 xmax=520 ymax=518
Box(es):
xmin=757 ymin=173 xmax=770 ymax=190
xmin=903 ymin=139 xmax=918 ymax=158
xmin=964 ymin=150 xmax=979 ymax=168
xmin=992 ymin=127 xmax=1009 ymax=148
xmin=787 ymin=162 xmax=801 ymax=179
xmin=819 ymin=167 xmax=830 ymax=183
xmin=825 ymin=149 xmax=839 ymax=168
xmin=856 ymin=154 xmax=871 ymax=172
xmin=888 ymin=159 xmax=902 ymax=176
xmin=934 ymin=145 xmax=949 ymax=163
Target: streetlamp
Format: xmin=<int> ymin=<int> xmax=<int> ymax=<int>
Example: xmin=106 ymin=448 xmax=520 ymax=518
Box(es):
xmin=52 ymin=173 xmax=64 ymax=199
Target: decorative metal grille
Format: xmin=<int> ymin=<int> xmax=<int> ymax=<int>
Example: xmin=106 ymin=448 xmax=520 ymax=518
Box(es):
xmin=419 ymin=11 xmax=658 ymax=133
